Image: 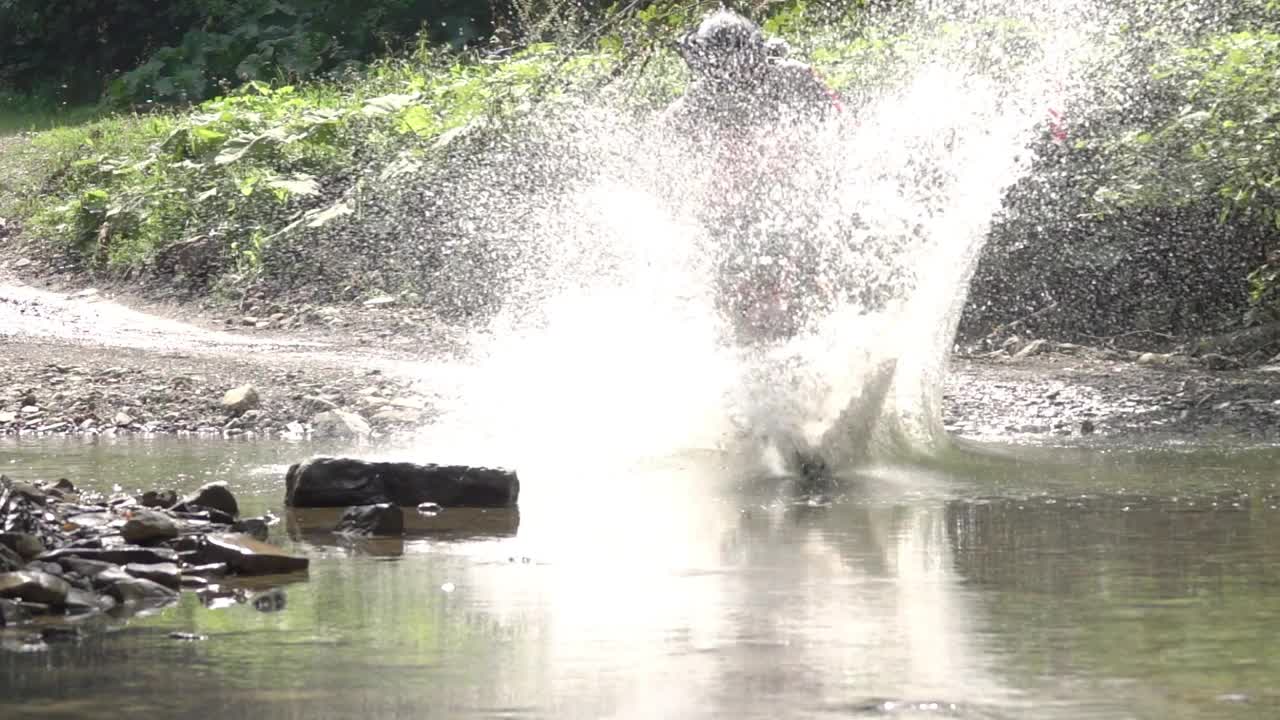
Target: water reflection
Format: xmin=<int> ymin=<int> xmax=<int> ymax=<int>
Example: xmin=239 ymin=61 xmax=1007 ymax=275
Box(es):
xmin=2 ymin=439 xmax=1280 ymax=718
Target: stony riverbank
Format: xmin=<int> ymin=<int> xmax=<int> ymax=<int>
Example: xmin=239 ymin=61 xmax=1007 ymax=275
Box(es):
xmin=0 ymin=474 xmax=306 ymax=649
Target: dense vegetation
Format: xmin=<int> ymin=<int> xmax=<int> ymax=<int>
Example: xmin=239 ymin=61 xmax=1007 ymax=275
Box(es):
xmin=2 ymin=0 xmax=1280 ymax=353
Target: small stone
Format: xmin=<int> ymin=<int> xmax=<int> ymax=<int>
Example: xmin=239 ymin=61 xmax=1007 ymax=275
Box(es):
xmin=300 ymin=396 xmax=340 ymax=415
xmin=335 ymin=504 xmax=404 ymax=537
xmin=64 ymin=588 xmax=112 ymax=614
xmin=196 ymin=534 xmax=309 ymax=575
xmin=363 ymin=295 xmax=395 ymax=307
xmin=0 ymin=571 xmax=71 ymax=606
xmin=221 ymin=385 xmax=260 ymax=414
xmin=0 ymin=598 xmax=31 ymax=626
xmin=370 ymin=407 xmax=422 ymax=425
xmin=138 ymin=489 xmax=178 ymax=508
xmin=178 ymin=481 xmax=239 ymax=518
xmin=114 ymin=411 xmax=134 ymax=427
xmin=124 ymin=562 xmax=181 ymax=590
xmin=121 ymin=510 xmax=179 ymax=545
xmin=57 ymin=558 xmax=116 ymax=580
xmin=0 ymin=411 xmax=15 ymax=424
xmin=168 ymin=632 xmax=207 ymax=641
xmin=105 ymin=576 xmax=179 ymax=606
xmin=0 ymin=544 xmax=23 ymax=572
xmin=310 ymin=409 xmax=372 ymax=440
xmin=39 ymin=546 xmax=179 ymax=567
xmin=52 ymin=478 xmax=75 ymax=494
xmin=0 ymin=532 xmax=45 ymax=561
xmin=1080 ymin=419 xmax=1096 ymax=435
xmin=1012 ymin=338 xmax=1048 ymax=359
xmin=231 ymin=518 xmax=269 ymax=541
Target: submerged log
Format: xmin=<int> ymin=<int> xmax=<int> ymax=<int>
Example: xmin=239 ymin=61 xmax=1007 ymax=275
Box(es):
xmin=284 ymin=457 xmax=519 ymax=509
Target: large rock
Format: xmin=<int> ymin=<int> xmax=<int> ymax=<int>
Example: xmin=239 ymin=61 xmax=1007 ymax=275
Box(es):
xmin=310 ymin=410 xmax=372 ymax=440
xmin=121 ymin=510 xmax=179 ymax=545
xmin=285 ymin=457 xmax=519 ymax=508
xmin=176 ymin=481 xmax=239 ymax=518
xmin=0 ymin=570 xmax=71 ymax=606
xmin=39 ymin=545 xmax=178 ymax=567
xmin=335 ymin=504 xmax=404 ymax=536
xmin=196 ymin=534 xmax=309 ymax=575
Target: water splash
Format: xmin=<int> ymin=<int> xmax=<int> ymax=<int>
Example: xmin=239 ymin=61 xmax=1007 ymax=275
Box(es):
xmin=422 ymin=3 xmax=1104 ymax=475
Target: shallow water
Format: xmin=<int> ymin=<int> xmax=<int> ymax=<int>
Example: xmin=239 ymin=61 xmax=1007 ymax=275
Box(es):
xmin=2 ymin=436 xmax=1279 ymax=719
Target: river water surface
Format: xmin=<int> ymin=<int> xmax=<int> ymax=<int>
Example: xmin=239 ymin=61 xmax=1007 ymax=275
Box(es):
xmin=2 ymin=436 xmax=1279 ymax=719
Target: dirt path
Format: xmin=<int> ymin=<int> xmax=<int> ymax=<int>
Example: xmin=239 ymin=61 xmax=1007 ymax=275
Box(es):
xmin=4 ymin=266 xmax=1280 ymax=446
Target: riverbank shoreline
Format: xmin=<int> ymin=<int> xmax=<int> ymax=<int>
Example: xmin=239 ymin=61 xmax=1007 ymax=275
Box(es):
xmin=7 ymin=254 xmax=1280 ymax=446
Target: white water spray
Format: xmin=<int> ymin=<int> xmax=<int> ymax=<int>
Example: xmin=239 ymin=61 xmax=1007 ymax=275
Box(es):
xmin=421 ymin=2 xmax=1104 ymax=475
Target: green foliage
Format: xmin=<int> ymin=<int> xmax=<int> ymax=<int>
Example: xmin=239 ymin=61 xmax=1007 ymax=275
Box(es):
xmin=9 ymin=31 xmax=637 ymax=282
xmin=0 ymin=0 xmax=513 ymax=106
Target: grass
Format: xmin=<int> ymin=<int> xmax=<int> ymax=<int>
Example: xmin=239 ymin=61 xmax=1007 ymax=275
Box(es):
xmin=0 ymin=5 xmax=1064 ymax=304
xmin=0 ymin=92 xmax=102 ymax=135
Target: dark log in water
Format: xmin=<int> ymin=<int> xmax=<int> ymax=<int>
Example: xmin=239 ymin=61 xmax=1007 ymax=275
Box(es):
xmin=284 ymin=457 xmax=520 ymax=508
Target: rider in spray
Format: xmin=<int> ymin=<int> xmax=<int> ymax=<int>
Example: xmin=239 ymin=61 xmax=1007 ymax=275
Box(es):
xmin=662 ymin=8 xmax=845 ymax=345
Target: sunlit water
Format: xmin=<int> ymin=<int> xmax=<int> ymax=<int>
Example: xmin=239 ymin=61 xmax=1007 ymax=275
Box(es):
xmin=3 ymin=436 xmax=1280 ymax=719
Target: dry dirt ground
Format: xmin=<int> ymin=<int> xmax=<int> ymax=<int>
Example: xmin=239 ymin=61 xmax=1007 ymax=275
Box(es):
xmin=4 ymin=260 xmax=1280 ymax=447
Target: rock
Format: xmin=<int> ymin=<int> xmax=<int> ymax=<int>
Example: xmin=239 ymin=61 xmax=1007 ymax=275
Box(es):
xmin=221 ymin=385 xmax=260 ymax=414
xmin=370 ymin=407 xmax=423 ymax=425
xmin=231 ymin=518 xmax=269 ymax=541
xmin=138 ymin=489 xmax=178 ymax=508
xmin=168 ymin=632 xmax=207 ymax=641
xmin=121 ymin=510 xmax=179 ymax=545
xmin=300 ymin=395 xmax=340 ymax=415
xmin=310 ymin=410 xmax=372 ymax=440
xmin=1080 ymin=419 xmax=1096 ymax=435
xmin=183 ymin=563 xmax=228 ymax=578
xmin=335 ymin=504 xmax=404 ymax=536
xmin=1200 ymin=353 xmax=1243 ymax=371
xmin=197 ymin=534 xmax=309 ymax=575
xmin=177 ymin=481 xmax=239 ymax=518
xmin=363 ymin=295 xmax=396 ymax=307
xmin=39 ymin=545 xmax=179 ymax=567
xmin=57 ymin=558 xmax=117 ymax=581
xmin=114 ymin=411 xmax=135 ymax=427
xmin=285 ymin=457 xmax=520 ymax=508
xmin=0 ymin=532 xmax=44 ymax=561
xmin=0 ymin=598 xmax=31 ymax=626
xmin=0 ymin=411 xmax=14 ymax=423
xmin=1137 ymin=352 xmax=1172 ymax=366
xmin=0 ymin=543 xmax=23 ymax=572
xmin=65 ymin=587 xmax=113 ymax=614
xmin=105 ymin=576 xmax=179 ymax=606
xmin=9 ymin=482 xmax=46 ymax=504
xmin=0 ymin=571 xmax=71 ymax=606
xmin=416 ymin=502 xmax=442 ymax=516
xmin=1012 ymin=338 xmax=1048 ymax=359
xmin=251 ymin=588 xmax=287 ymax=612
xmin=124 ymin=562 xmax=181 ymax=590
xmin=52 ymin=478 xmax=76 ymax=494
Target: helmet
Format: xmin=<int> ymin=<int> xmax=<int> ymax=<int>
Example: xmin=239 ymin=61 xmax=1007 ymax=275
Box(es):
xmin=678 ymin=9 xmax=767 ymax=78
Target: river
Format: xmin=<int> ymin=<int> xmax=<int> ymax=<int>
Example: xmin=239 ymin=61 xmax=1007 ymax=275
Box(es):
xmin=2 ymin=436 xmax=1277 ymax=719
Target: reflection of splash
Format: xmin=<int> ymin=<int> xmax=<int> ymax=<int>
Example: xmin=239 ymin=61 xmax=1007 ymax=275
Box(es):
xmin=440 ymin=456 xmax=1020 ymax=718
